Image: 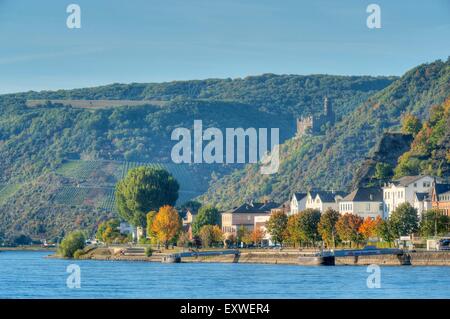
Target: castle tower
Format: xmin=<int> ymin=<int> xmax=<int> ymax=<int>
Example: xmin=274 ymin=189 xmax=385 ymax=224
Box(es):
xmin=324 ymin=96 xmax=331 ymax=116
xmin=323 ymin=96 xmax=335 ymax=124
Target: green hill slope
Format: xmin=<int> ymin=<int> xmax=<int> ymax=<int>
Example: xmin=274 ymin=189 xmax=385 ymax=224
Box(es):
xmin=0 ymin=74 xmax=393 ymax=240
xmin=200 ymin=59 xmax=450 ymax=209
xmin=394 ymin=98 xmax=450 ymax=178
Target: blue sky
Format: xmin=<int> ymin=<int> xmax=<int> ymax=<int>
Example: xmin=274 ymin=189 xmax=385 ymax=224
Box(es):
xmin=0 ymin=0 xmax=449 ymax=93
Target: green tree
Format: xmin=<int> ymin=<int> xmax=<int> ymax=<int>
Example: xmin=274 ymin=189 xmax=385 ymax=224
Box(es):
xmin=401 ymin=113 xmax=422 ymax=136
xmin=298 ymin=209 xmax=321 ymax=246
xmin=191 ymin=205 xmax=221 ymax=235
xmin=394 ymin=153 xmax=421 ymax=178
xmin=286 ymin=214 xmax=302 ymax=247
xmin=375 ymin=219 xmax=395 ymax=244
xmin=389 ymin=202 xmax=419 ymax=237
xmin=13 ymin=234 xmax=32 ymax=245
xmin=177 ymin=231 xmax=191 ymax=248
xmin=267 ymin=211 xmax=288 ymax=246
xmin=336 ymin=213 xmax=363 ymax=247
xmin=58 ymin=231 xmax=86 ymax=258
xmin=198 ymin=225 xmax=223 ymax=248
xmin=318 ymin=208 xmax=340 ymax=248
xmin=420 ymin=209 xmax=450 ymax=237
xmin=146 ymin=211 xmax=157 ymax=242
xmin=236 ymin=226 xmax=251 ymax=245
xmin=115 ymin=167 xmax=179 ymax=228
xmin=96 ymin=219 xmax=124 ymax=244
xmin=373 ymin=162 xmax=393 ymax=183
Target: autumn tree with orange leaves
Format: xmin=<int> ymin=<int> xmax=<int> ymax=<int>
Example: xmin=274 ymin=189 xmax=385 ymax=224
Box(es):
xmin=336 ymin=213 xmax=363 ymax=247
xmin=152 ymin=205 xmax=181 ymax=249
xmin=358 ymin=216 xmax=382 ymax=240
xmin=250 ymin=228 xmax=265 ymax=245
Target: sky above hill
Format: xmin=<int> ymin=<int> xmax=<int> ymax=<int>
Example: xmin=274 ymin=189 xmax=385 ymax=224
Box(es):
xmin=0 ymin=0 xmax=449 ymax=93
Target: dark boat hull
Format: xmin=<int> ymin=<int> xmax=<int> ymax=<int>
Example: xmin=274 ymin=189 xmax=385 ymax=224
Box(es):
xmin=298 ymin=255 xmax=335 ymax=266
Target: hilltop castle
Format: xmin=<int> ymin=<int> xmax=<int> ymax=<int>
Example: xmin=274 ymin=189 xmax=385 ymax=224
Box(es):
xmin=296 ymin=97 xmax=335 ymax=137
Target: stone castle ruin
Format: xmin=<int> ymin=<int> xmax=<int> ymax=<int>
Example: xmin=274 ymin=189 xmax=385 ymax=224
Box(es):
xmin=296 ymin=97 xmax=335 ymax=137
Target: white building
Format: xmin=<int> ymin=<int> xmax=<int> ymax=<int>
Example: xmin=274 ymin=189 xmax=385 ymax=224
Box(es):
xmin=382 ymin=175 xmax=434 ymax=217
xmin=289 ymin=192 xmax=307 ymax=215
xmin=339 ymin=187 xmax=384 ymax=219
xmin=254 ymin=215 xmax=273 ymax=246
xmin=413 ymin=192 xmax=432 ymax=217
xmin=119 ymin=222 xmax=134 ymax=235
xmin=305 ymin=190 xmax=346 ymax=213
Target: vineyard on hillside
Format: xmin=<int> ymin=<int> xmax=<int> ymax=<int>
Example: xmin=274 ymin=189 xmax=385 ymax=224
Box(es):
xmin=0 ymin=184 xmax=22 ymax=205
xmin=52 ymin=186 xmax=116 ymax=212
xmin=56 ymin=160 xmax=123 ymax=183
xmin=52 ymin=160 xmax=205 ymax=211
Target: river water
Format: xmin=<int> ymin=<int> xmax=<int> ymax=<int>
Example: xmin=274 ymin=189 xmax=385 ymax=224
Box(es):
xmin=0 ymin=251 xmax=449 ymax=298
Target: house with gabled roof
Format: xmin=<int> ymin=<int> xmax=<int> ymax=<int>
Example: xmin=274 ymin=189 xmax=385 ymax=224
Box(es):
xmin=180 ymin=208 xmax=198 ymax=240
xmin=339 ymin=187 xmax=383 ymax=219
xmin=289 ymin=192 xmax=307 ymax=215
xmin=430 ymin=182 xmax=450 ymax=216
xmin=413 ymin=192 xmax=432 ymax=217
xmin=305 ymin=190 xmax=346 ymax=212
xmin=253 ymin=202 xmax=289 ymax=246
xmin=221 ymin=200 xmax=279 ymax=236
xmin=382 ymin=175 xmax=435 ymax=217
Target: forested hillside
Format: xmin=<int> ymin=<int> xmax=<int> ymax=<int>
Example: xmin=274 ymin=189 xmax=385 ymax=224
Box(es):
xmin=200 ymin=59 xmax=450 ymax=209
xmin=0 ymin=74 xmax=392 ymax=241
xmin=394 ymin=98 xmax=450 ymax=178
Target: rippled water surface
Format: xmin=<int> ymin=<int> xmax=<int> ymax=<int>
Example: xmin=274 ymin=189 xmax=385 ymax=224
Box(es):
xmin=0 ymin=251 xmax=449 ymax=298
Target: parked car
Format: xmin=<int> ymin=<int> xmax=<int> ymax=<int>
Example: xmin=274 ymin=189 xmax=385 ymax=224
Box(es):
xmin=437 ymin=239 xmax=450 ymax=250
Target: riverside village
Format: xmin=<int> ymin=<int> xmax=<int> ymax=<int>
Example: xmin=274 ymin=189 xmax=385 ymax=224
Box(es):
xmin=46 ymin=97 xmax=450 ymax=266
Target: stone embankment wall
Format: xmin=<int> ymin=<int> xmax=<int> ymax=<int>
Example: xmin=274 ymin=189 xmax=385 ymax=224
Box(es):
xmin=80 ymin=248 xmax=450 ymax=266
xmin=335 ymin=252 xmax=450 ymax=266
xmin=408 ymin=251 xmax=450 ymax=266
xmin=183 ymin=252 xmax=300 ymax=265
xmin=184 ymin=251 xmax=450 ymax=266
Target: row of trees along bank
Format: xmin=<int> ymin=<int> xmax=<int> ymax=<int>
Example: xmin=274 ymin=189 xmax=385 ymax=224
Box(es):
xmin=58 ymin=166 xmax=450 ymax=258
xmin=266 ymin=203 xmax=450 ymax=248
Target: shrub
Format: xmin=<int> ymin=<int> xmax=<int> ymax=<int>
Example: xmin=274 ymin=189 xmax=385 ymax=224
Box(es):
xmin=58 ymin=231 xmax=86 ymax=258
xmin=73 ymin=249 xmax=85 ymax=259
xmin=139 ymin=237 xmax=151 ymax=245
xmin=145 ymin=246 xmax=153 ymax=257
